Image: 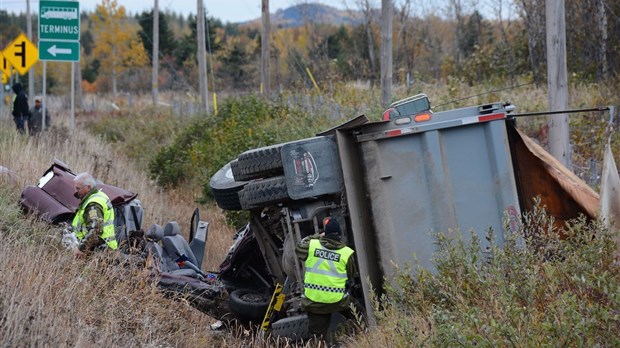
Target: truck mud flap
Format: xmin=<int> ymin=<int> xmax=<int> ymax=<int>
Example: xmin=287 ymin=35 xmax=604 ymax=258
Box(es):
xmin=239 ymin=176 xmax=289 ymax=210
xmin=232 ymin=144 xmax=285 ymax=181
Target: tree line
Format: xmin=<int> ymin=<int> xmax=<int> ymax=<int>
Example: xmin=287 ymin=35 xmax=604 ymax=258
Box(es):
xmin=1 ymin=0 xmax=619 ymax=97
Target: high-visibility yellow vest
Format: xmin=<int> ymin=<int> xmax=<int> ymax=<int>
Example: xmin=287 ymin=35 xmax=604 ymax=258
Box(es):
xmin=72 ymin=190 xmax=117 ymax=250
xmin=303 ymin=239 xmax=354 ymax=303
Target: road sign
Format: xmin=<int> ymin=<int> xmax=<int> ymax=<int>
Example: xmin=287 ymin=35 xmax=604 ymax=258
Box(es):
xmin=39 ymin=0 xmax=80 ymax=41
xmin=1 ymin=73 xmax=7 ymax=84
xmin=39 ymin=41 xmax=80 ymax=62
xmin=0 ymin=52 xmax=11 ymax=79
xmin=39 ymin=0 xmax=80 ymax=62
xmin=3 ymin=33 xmax=39 ymax=75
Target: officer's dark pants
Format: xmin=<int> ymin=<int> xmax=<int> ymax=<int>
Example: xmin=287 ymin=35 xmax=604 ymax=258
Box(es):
xmin=307 ymin=311 xmax=332 ymax=340
xmin=13 ymin=116 xmax=25 ymax=133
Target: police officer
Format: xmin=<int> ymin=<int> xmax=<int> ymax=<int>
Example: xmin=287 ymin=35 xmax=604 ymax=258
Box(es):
xmin=72 ymin=172 xmax=118 ymax=257
xmin=296 ymin=218 xmax=356 ymax=342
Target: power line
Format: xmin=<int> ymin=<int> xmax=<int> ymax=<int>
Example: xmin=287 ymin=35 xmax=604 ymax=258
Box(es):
xmin=433 ymin=81 xmax=536 ymax=110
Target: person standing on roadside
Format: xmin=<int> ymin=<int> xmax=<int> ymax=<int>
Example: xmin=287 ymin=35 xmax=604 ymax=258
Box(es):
xmin=28 ymin=97 xmax=51 ymax=136
xmin=11 ymin=82 xmax=29 ymax=134
xmin=72 ymin=172 xmax=118 ymax=257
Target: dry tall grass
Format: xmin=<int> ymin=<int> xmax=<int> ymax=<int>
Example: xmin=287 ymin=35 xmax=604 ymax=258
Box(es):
xmin=1 ymin=81 xmax=618 ymax=347
xmin=0 ymin=115 xmax=237 ymax=346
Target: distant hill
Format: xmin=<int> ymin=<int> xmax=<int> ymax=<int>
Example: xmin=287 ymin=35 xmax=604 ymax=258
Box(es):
xmin=242 ymin=3 xmax=363 ymax=28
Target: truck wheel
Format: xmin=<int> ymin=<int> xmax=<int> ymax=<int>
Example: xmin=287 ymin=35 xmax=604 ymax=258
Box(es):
xmin=210 ymin=160 xmax=247 ymax=211
xmin=232 ymin=144 xmax=284 ymax=181
xmin=270 ymin=314 xmax=310 ymax=340
xmin=239 ymin=176 xmax=289 ymax=210
xmin=228 ymin=288 xmax=270 ymax=324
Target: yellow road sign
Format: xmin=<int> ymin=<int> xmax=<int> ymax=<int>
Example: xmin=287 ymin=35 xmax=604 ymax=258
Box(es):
xmin=0 ymin=52 xmax=11 ymax=79
xmin=1 ymin=74 xmax=7 ymax=84
xmin=3 ymin=33 xmax=38 ymax=75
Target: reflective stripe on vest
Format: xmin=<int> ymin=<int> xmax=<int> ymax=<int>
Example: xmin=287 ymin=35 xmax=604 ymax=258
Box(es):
xmin=72 ymin=190 xmax=118 ymax=250
xmin=303 ymin=239 xmax=354 ymax=304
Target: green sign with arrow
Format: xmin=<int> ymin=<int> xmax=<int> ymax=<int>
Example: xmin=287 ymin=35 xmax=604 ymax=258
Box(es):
xmin=39 ymin=41 xmax=80 ymax=62
xmin=39 ymin=0 xmax=80 ymax=62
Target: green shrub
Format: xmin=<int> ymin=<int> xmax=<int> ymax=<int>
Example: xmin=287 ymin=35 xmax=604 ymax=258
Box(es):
xmin=148 ymin=95 xmax=336 ymax=202
xmin=371 ymin=201 xmax=620 ymax=347
xmin=86 ymin=108 xmax=185 ymax=170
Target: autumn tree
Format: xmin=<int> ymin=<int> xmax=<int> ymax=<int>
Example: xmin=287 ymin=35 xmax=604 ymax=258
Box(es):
xmin=90 ymin=0 xmax=149 ymax=94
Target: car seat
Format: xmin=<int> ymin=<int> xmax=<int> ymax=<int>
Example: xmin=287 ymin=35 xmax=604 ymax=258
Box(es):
xmin=162 ymin=221 xmax=202 ymax=278
xmin=145 ymin=223 xmax=166 ymax=271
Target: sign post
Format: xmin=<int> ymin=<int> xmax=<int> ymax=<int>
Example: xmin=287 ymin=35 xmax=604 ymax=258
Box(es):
xmin=0 ymin=52 xmax=10 ymax=83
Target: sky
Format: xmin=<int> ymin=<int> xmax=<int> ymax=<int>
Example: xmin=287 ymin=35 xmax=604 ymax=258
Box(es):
xmin=0 ymin=0 xmax=510 ymax=23
xmin=0 ymin=0 xmax=349 ymax=23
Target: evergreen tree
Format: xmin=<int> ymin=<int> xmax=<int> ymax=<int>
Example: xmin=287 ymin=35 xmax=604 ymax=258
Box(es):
xmin=137 ymin=10 xmax=177 ymax=63
xmin=219 ymin=40 xmax=250 ymax=89
xmin=174 ymin=13 xmax=222 ymax=67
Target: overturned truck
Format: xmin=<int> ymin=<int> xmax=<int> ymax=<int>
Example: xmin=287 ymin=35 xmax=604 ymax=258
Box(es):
xmin=207 ymin=94 xmax=601 ymax=337
xmin=19 ymin=94 xmax=602 ymax=339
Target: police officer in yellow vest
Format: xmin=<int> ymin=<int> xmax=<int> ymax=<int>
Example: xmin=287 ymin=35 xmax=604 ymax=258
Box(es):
xmin=296 ymin=218 xmax=356 ymax=342
xmin=72 ymin=172 xmax=118 ymax=257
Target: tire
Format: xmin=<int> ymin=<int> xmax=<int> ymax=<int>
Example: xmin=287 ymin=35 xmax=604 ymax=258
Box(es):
xmin=270 ymin=314 xmax=310 ymax=340
xmin=210 ymin=160 xmax=247 ymax=211
xmin=228 ymin=288 xmax=271 ymax=324
xmin=239 ymin=176 xmax=289 ymax=210
xmin=232 ymin=144 xmax=285 ymax=181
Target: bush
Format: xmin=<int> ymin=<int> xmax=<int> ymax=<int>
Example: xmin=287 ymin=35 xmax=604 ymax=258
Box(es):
xmin=364 ymin=201 xmax=620 ymax=347
xmin=148 ymin=95 xmax=335 ymax=202
xmin=86 ymin=108 xmax=185 ymax=170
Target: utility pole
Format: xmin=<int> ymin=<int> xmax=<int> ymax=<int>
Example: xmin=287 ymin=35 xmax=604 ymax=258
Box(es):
xmin=546 ymin=0 xmax=570 ymax=169
xmin=27 ymin=0 xmax=34 ymax=101
xmin=197 ymin=0 xmax=209 ymax=114
xmin=380 ymin=0 xmax=393 ymax=108
xmin=152 ymin=0 xmax=159 ymax=107
xmin=261 ymin=0 xmax=271 ymax=96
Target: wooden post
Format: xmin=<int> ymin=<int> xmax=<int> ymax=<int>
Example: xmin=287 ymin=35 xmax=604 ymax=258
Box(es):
xmin=546 ymin=0 xmax=570 ymax=169
xmin=27 ymin=0 xmax=35 ymax=103
xmin=197 ymin=0 xmax=209 ymax=114
xmin=152 ymin=0 xmax=159 ymax=107
xmin=261 ymin=0 xmax=271 ymax=96
xmin=380 ymin=0 xmax=393 ymax=108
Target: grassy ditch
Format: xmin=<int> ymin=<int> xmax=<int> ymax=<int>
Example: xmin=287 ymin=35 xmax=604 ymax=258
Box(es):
xmin=0 ymin=121 xmax=237 ymax=346
xmin=1 ymin=81 xmax=619 ymax=346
